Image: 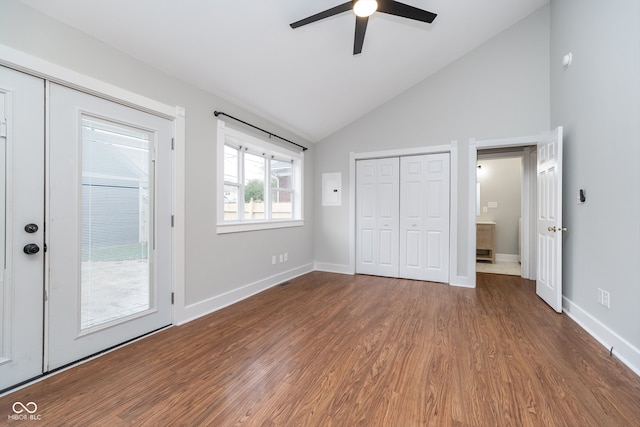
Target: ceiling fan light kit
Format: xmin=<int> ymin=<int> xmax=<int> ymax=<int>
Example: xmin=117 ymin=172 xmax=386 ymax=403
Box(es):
xmin=353 ymin=0 xmax=378 ymax=17
xmin=290 ymin=0 xmax=437 ymax=55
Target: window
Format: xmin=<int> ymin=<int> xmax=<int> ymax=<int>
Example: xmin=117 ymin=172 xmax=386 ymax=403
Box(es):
xmin=217 ymin=121 xmax=303 ymax=233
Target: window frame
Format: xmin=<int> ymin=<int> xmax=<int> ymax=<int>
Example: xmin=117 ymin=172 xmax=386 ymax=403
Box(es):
xmin=216 ymin=120 xmax=304 ymax=234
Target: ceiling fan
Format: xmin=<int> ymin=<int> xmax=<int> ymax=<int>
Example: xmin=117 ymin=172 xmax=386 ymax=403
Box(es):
xmin=290 ymin=0 xmax=437 ymax=55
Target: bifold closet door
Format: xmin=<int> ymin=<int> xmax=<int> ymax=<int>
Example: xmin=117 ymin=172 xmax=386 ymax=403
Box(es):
xmin=399 ymin=154 xmax=450 ymax=282
xmin=356 ymin=158 xmax=399 ymax=277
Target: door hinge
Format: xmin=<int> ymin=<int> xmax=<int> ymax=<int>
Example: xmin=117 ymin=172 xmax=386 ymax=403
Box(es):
xmin=171 ymin=137 xmax=175 ymax=150
xmin=171 ymin=292 xmax=175 ymax=304
xmin=171 ymin=215 xmax=174 ymax=227
xmin=0 ymin=121 xmax=7 ymax=138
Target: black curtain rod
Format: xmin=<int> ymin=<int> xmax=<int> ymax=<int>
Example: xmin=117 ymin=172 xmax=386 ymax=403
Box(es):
xmin=214 ymin=111 xmax=308 ymax=151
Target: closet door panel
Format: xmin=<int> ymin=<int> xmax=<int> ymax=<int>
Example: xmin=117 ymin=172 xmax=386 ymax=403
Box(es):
xmin=356 ymin=158 xmax=399 ymax=277
xmin=400 ymin=154 xmax=450 ymax=282
xmin=360 ymin=229 xmax=374 ymax=265
xmin=356 ymin=160 xmax=377 ymax=275
xmin=399 ymin=156 xmax=424 ymax=279
xmin=404 ymin=230 xmax=421 ymax=268
xmin=423 ymin=153 xmax=450 ymax=282
xmin=427 ymin=231 xmax=442 ymax=268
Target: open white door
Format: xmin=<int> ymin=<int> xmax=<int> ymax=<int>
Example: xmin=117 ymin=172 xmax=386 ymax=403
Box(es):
xmin=536 ymin=127 xmax=563 ymax=312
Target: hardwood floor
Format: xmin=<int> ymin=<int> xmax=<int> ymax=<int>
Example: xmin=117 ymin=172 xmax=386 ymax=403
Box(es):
xmin=2 ymin=272 xmax=639 ymax=426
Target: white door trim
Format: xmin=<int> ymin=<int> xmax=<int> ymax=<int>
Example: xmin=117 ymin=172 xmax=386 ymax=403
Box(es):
xmin=349 ymin=143 xmax=457 ymax=284
xmin=467 ymin=133 xmax=543 ymax=288
xmin=0 ymin=43 xmax=186 ymax=325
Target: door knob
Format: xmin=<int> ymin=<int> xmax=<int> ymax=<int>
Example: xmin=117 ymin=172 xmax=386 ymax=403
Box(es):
xmin=23 ymin=244 xmax=40 ymax=255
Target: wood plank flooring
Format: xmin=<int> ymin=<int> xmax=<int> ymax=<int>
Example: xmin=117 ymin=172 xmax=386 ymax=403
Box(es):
xmin=2 ymin=271 xmax=639 ymax=426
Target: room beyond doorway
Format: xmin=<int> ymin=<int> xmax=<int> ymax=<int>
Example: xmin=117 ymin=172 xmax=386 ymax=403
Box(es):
xmin=476 ymin=154 xmax=523 ymax=277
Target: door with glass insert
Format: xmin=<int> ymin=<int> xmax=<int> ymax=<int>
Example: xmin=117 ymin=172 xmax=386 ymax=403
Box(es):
xmin=0 ymin=66 xmax=45 ymax=390
xmin=47 ymin=84 xmax=172 ymax=370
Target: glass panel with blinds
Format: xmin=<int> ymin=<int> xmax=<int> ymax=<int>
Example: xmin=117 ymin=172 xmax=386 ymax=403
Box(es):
xmin=81 ymin=116 xmax=153 ymax=330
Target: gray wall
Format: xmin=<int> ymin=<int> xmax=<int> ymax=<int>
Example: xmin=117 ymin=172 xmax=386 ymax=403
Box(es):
xmin=476 ymin=157 xmax=522 ymax=256
xmin=0 ymin=1 xmax=315 ymax=307
xmin=551 ymin=0 xmax=640 ymax=354
xmin=314 ymin=5 xmax=550 ymax=278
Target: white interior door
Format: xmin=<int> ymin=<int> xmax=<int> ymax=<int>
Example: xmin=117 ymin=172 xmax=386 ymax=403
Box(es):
xmin=356 ymin=158 xmax=399 ymax=277
xmin=399 ymin=153 xmax=450 ymax=282
xmin=0 ymin=66 xmax=45 ymax=390
xmin=536 ymin=127 xmax=563 ymax=312
xmin=47 ymin=84 xmax=173 ymax=370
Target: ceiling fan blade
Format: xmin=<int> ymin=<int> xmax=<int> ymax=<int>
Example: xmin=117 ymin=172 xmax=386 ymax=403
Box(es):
xmin=290 ymin=2 xmax=354 ymax=28
xmin=353 ymin=16 xmax=369 ymax=55
xmin=377 ymin=0 xmax=437 ymax=23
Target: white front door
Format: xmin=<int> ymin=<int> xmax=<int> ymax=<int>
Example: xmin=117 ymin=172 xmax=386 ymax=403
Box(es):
xmin=536 ymin=127 xmax=563 ymax=312
xmin=0 ymin=67 xmax=45 ymax=390
xmin=356 ymin=158 xmax=400 ymax=277
xmin=399 ymin=153 xmax=450 ymax=282
xmin=46 ymin=84 xmax=173 ymax=370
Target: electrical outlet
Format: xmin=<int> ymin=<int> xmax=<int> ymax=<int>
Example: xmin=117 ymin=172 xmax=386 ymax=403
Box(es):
xmin=272 ymin=255 xmax=276 ymax=265
xmin=602 ymin=290 xmax=610 ymax=308
xmin=597 ymin=288 xmax=610 ymax=308
xmin=279 ymin=254 xmax=284 ymax=263
xmin=284 ymin=252 xmax=288 ymax=262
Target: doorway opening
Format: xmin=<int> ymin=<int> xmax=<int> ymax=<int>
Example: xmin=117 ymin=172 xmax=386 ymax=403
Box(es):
xmin=468 ymin=135 xmax=542 ymax=287
xmin=469 ymin=128 xmax=564 ymax=314
xmin=476 ymin=147 xmax=535 ymax=278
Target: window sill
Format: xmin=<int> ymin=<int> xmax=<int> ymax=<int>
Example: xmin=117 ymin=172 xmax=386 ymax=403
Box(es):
xmin=216 ymin=219 xmax=304 ymax=234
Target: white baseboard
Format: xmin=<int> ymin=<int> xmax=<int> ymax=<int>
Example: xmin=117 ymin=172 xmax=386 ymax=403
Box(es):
xmin=314 ymin=262 xmax=353 ymax=275
xmin=177 ymin=263 xmax=314 ymax=325
xmin=496 ymin=253 xmax=520 ymax=262
xmin=563 ymin=296 xmax=640 ymax=377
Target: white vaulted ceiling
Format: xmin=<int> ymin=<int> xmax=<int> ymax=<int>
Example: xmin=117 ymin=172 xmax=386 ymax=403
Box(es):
xmin=20 ymin=0 xmax=548 ymax=142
